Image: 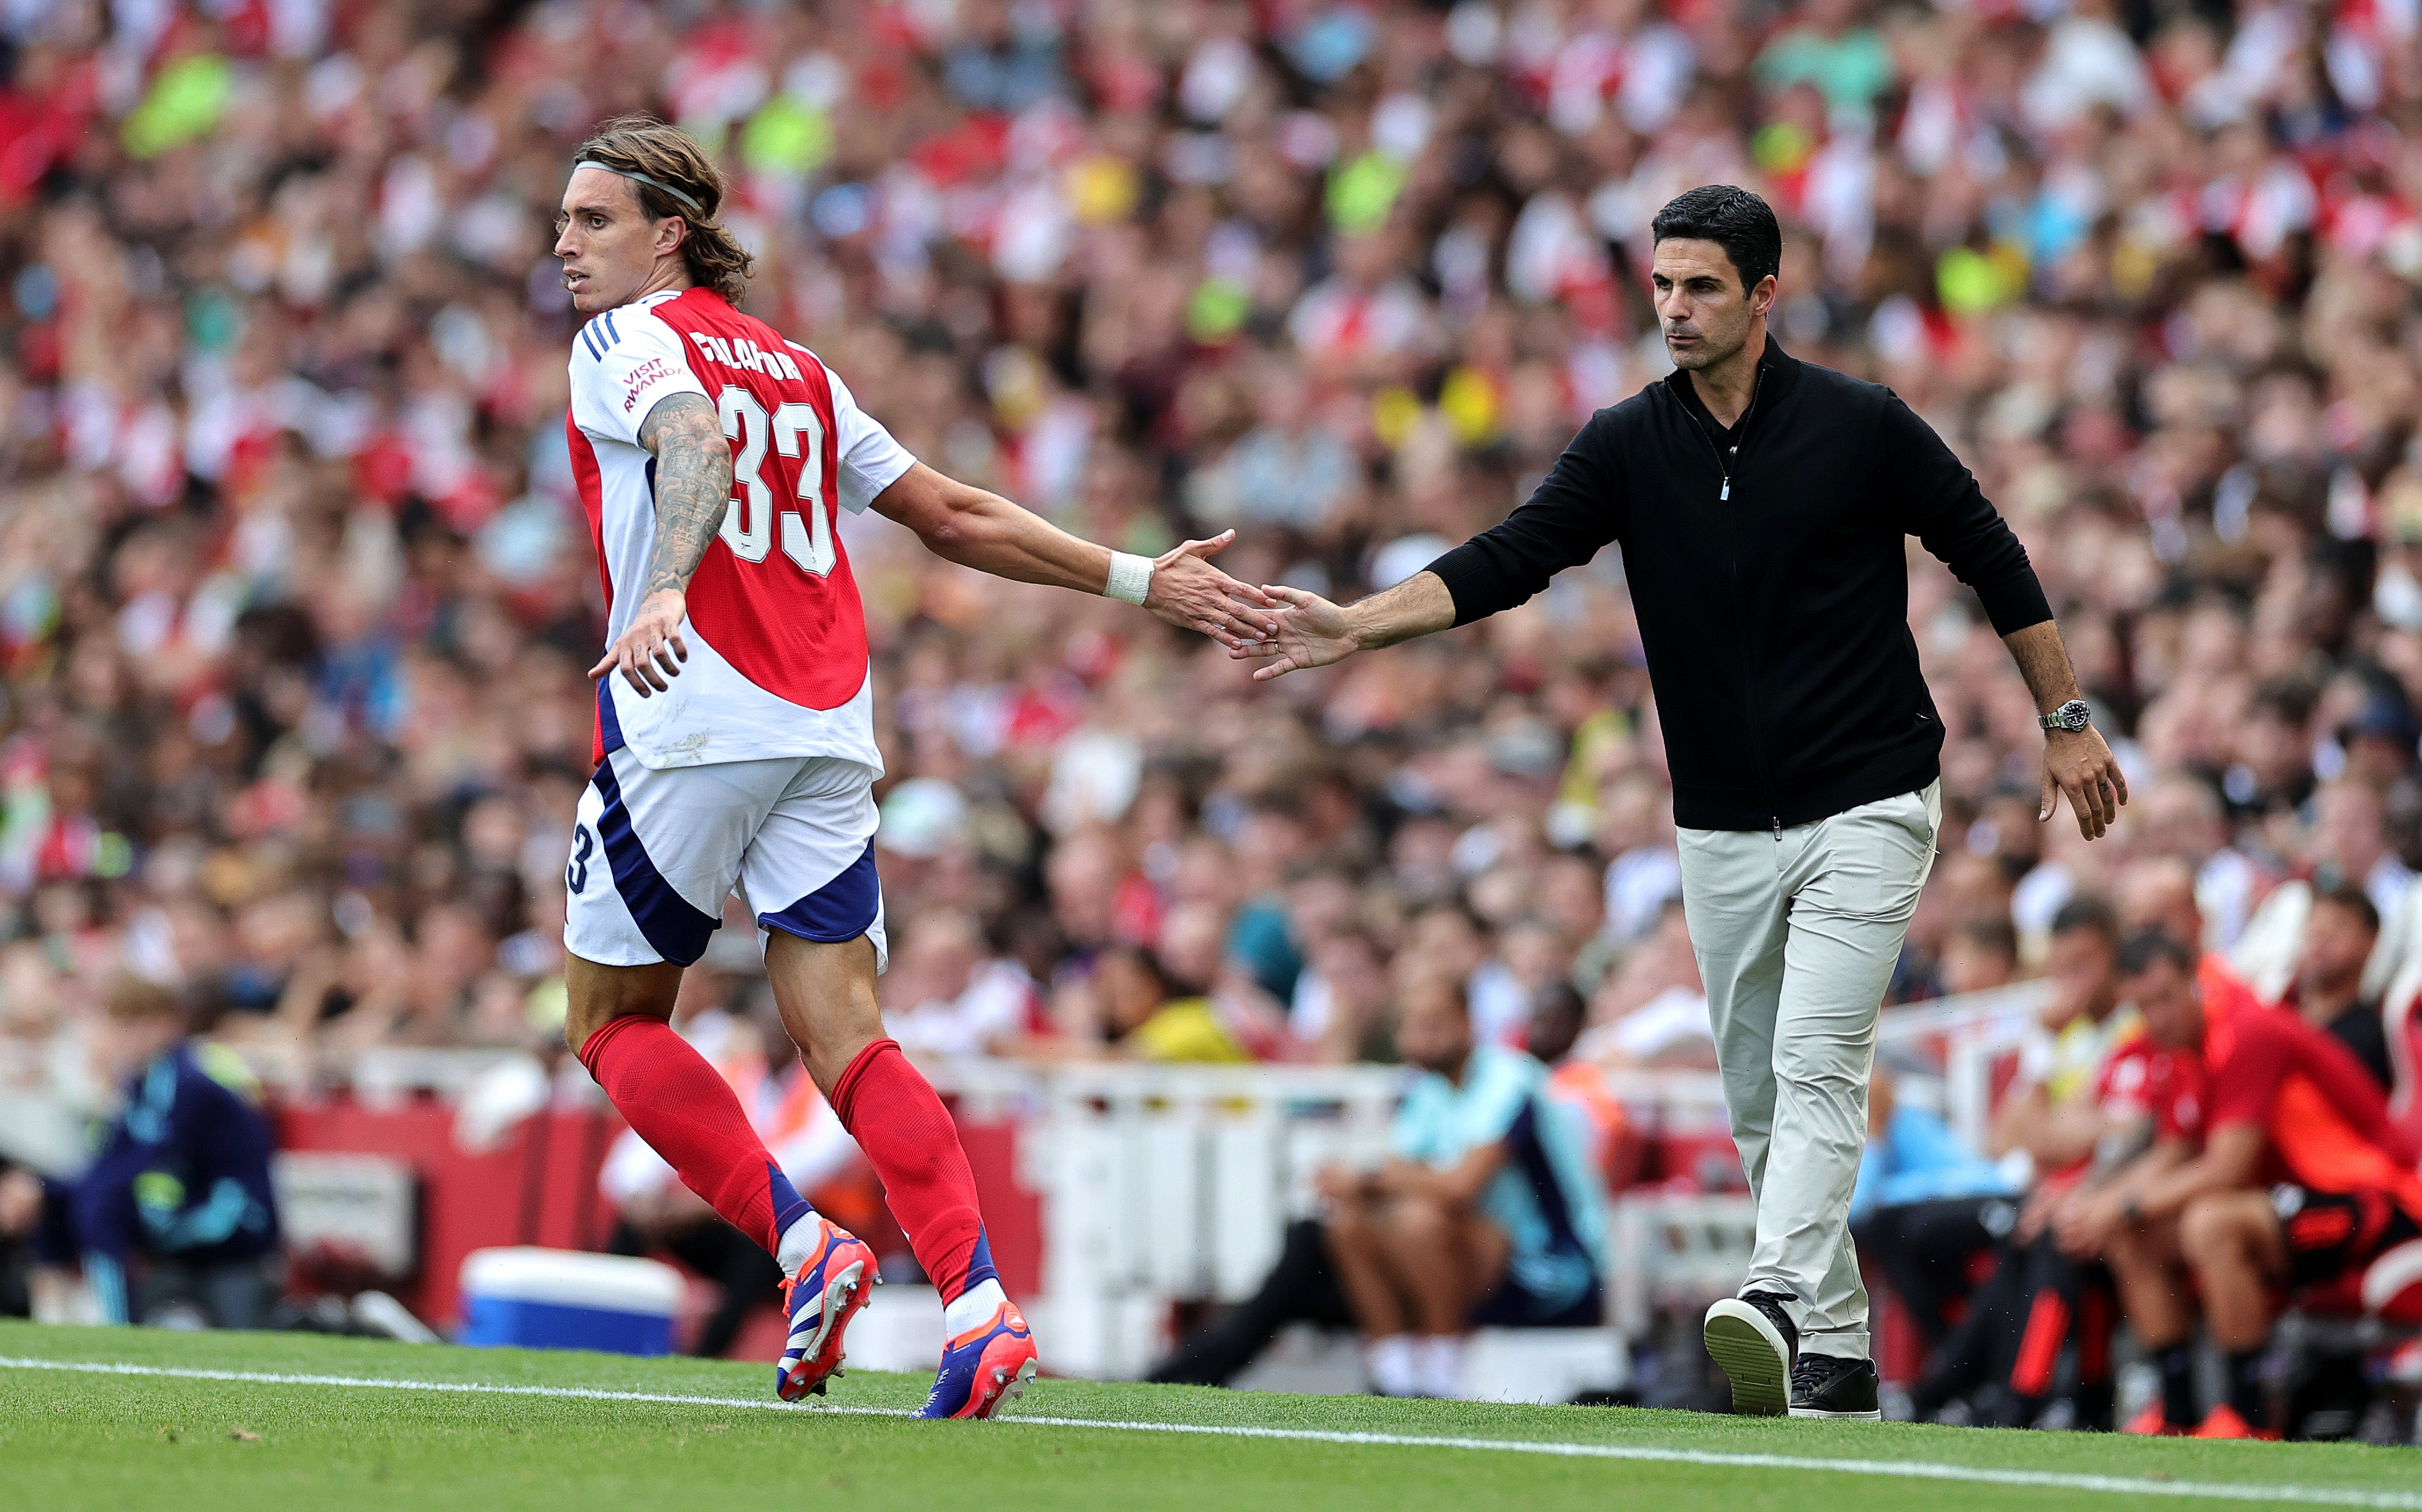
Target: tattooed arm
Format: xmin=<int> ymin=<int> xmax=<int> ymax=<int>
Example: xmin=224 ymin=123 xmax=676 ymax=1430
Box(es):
xmin=587 ymin=393 xmax=735 ymax=697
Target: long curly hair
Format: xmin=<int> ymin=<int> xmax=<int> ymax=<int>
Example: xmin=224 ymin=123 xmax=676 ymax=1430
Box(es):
xmin=571 ymin=116 xmax=754 ymax=304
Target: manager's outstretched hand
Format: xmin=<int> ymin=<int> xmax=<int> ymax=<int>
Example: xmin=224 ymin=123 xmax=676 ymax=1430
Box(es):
xmin=1232 ymin=586 xmax=1360 ymax=680
xmin=1231 ymin=570 xmax=1460 ymax=680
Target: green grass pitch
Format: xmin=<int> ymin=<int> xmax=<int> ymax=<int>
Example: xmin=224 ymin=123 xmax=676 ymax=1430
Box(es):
xmin=2 ymin=1320 xmax=2416 ymax=1511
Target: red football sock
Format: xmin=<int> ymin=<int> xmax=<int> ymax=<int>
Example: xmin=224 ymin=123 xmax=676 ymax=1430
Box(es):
xmin=830 ymin=1038 xmax=985 ymax=1300
xmin=578 ymin=1015 xmax=807 ymax=1256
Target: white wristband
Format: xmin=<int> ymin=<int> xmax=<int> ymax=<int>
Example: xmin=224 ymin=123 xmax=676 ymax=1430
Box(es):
xmin=1104 ymin=550 xmax=1154 ymax=606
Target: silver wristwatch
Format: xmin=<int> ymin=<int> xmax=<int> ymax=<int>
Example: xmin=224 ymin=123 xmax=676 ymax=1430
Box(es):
xmin=2040 ymin=698 xmax=2092 ymax=734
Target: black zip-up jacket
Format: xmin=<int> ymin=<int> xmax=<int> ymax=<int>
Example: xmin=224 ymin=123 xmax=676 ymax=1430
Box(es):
xmin=1427 ymin=338 xmax=2051 ymax=833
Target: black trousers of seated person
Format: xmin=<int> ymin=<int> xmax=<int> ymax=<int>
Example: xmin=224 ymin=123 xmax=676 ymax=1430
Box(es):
xmin=1907 ymin=1230 xmax=2114 ymax=1428
xmin=1851 ymin=1195 xmax=2002 ymax=1351
xmin=0 ymin=1237 xmax=28 ymax=1319
xmin=1999 ymin=1235 xmax=2115 ymax=1428
xmin=134 ymin=1255 xmax=283 ymax=1329
xmin=1147 ymin=1218 xmax=1356 ymax=1386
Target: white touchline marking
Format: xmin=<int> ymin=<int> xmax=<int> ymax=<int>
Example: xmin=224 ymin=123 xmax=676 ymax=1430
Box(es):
xmin=1 ymin=1356 xmax=2410 ymax=1509
xmin=0 ymin=1357 xmax=894 ymax=1419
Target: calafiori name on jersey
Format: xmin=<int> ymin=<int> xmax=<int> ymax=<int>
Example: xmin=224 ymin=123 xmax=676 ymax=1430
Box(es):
xmin=685 ymin=331 xmax=807 ymax=383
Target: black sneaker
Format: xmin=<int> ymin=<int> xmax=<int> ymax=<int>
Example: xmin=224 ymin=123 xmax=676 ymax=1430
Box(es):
xmin=1704 ymin=1292 xmax=1798 ymax=1416
xmin=1789 ymin=1354 xmax=1881 ymax=1420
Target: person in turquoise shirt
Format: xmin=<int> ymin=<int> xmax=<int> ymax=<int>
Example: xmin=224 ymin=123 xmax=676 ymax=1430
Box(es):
xmin=1851 ymin=1079 xmax=2017 ymax=1224
xmin=1317 ymin=980 xmax=1606 ymax=1397
xmin=1754 ymin=0 xmax=1894 ymax=121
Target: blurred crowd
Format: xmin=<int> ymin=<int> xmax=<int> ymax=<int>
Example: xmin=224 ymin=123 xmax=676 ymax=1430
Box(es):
xmin=0 ymin=0 xmax=2420 ymax=1112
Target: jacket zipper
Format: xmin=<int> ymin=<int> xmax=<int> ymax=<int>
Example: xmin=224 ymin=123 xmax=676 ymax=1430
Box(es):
xmin=1678 ymin=366 xmax=1778 ymax=834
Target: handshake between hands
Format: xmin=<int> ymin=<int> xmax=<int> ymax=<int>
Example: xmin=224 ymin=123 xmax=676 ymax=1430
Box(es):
xmin=1145 ymin=530 xmax=1358 ymax=683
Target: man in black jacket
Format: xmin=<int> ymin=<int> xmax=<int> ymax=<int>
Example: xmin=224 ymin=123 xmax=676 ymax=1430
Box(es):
xmin=1238 ymin=185 xmax=2127 ymax=1420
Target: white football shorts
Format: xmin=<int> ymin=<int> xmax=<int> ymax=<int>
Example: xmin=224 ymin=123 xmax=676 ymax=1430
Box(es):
xmin=563 ymin=749 xmax=888 ymax=973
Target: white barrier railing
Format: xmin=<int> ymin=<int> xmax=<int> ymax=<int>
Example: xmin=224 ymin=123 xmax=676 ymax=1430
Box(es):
xmin=920 ymin=1058 xmax=1848 ymax=1379
xmin=925 ymin=1060 xmax=1404 ymax=1378
xmin=1878 ymin=981 xmax=2053 ymax=1153
xmin=186 ymin=984 xmax=2055 ymax=1381
xmin=1607 ymin=1194 xmax=1758 ymax=1341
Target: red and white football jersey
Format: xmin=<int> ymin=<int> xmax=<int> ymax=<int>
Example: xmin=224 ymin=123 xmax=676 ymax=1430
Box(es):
xmin=2094 ymin=1037 xmax=2206 ymax=1148
xmin=566 ymin=288 xmax=913 ymax=771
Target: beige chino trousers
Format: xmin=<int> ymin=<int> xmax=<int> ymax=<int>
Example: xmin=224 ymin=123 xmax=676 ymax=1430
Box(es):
xmin=1676 ymin=780 xmax=1941 ymax=1360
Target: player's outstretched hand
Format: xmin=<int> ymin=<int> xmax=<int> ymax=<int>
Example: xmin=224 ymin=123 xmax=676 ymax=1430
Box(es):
xmin=1231 ymin=586 xmax=1358 ymax=681
xmin=2041 ymin=724 xmax=2127 ymax=840
xmin=1143 ymin=530 xmax=1284 ymax=647
xmin=589 ymin=586 xmax=690 ymax=697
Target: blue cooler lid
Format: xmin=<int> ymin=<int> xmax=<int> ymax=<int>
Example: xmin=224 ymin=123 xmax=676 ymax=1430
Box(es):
xmin=459 ymin=1247 xmax=686 ymax=1318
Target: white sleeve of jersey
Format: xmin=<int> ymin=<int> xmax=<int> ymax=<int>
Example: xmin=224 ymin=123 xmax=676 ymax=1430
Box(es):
xmin=798 ymin=347 xmax=916 ymax=513
xmin=569 ymin=307 xmax=710 ymax=448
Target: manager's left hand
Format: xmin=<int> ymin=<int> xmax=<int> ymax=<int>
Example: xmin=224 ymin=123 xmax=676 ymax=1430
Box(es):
xmin=2042 ymin=726 xmax=2127 ymax=840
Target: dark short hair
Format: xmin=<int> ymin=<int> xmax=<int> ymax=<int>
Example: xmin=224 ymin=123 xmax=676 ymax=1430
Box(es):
xmin=1412 ymin=897 xmax=1488 ymax=937
xmin=2249 ymin=676 xmax=2317 ymax=727
xmin=1651 ymin=185 xmax=1782 ymax=293
xmin=1115 ymin=945 xmax=1173 ymax=998
xmin=2050 ymin=894 xmax=2121 ymax=944
xmin=1956 ymin=915 xmax=2019 ymax=959
xmin=2115 ymin=929 xmax=2196 ymax=978
xmin=103 ymin=973 xmax=182 ymax=1024
xmin=1402 ymin=973 xmax=1471 ymax=1017
xmin=1526 ymin=981 xmax=1588 ymax=1064
xmin=2311 ymin=879 xmax=2382 ymax=936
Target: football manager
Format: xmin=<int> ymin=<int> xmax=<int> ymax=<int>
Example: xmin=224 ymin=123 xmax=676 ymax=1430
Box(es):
xmin=1239 ymin=183 xmax=2127 ymax=1420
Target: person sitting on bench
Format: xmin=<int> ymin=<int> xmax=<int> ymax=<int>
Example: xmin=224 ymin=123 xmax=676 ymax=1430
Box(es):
xmin=1150 ymin=979 xmax=1604 ymax=1398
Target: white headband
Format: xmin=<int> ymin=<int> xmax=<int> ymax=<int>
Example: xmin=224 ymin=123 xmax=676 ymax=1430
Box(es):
xmin=571 ymin=159 xmax=705 ymax=217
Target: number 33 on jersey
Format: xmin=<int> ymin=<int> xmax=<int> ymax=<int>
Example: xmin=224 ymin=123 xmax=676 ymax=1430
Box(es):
xmin=567 ymin=288 xmax=914 ymax=773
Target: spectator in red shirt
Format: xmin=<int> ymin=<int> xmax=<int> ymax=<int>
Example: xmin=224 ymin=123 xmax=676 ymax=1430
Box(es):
xmin=2115 ymin=857 xmax=2268 ymax=1031
xmin=2076 ymin=933 xmax=2422 ymax=1438
xmin=1979 ymin=930 xmax=2207 ymax=1430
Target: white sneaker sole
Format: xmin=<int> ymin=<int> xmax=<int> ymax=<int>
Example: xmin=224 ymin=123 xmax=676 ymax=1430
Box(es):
xmin=1789 ymin=1404 xmax=1883 ymax=1420
xmin=1703 ymin=1299 xmax=1791 ymax=1417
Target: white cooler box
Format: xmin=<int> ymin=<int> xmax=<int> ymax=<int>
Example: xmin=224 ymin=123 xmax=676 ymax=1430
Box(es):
xmin=458 ymin=1247 xmax=684 ymax=1356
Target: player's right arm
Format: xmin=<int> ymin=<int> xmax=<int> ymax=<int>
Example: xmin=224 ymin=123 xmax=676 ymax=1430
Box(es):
xmin=797 ymin=353 xmax=1277 ymax=644
xmin=870 ymin=459 xmax=1282 ymax=646
xmin=586 ymin=391 xmax=735 ymax=696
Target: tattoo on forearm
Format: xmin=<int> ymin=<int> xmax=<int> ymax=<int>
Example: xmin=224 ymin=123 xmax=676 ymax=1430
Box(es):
xmin=637 ymin=393 xmax=734 ymax=599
